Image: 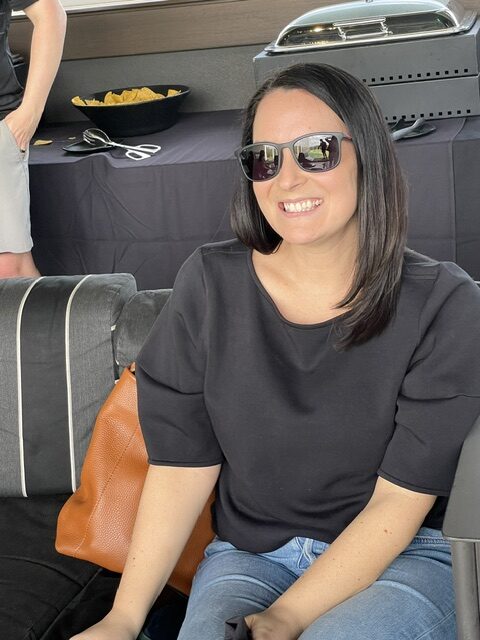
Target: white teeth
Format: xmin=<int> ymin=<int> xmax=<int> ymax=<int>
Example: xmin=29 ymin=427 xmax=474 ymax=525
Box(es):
xmin=283 ymin=199 xmax=320 ymax=213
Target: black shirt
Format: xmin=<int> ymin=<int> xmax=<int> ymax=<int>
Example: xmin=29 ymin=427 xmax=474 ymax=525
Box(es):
xmin=137 ymin=239 xmax=480 ymax=553
xmin=0 ymin=0 xmax=37 ymax=119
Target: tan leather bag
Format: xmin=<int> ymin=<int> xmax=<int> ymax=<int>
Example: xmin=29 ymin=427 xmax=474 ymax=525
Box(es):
xmin=55 ymin=365 xmax=215 ymax=595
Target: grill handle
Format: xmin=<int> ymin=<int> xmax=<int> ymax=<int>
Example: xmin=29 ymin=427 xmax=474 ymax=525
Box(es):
xmin=333 ymin=16 xmax=392 ymax=40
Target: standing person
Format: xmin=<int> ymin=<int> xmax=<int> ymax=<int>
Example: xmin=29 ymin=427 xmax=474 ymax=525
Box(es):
xmin=0 ymin=0 xmax=66 ymax=277
xmin=70 ymin=63 xmax=480 ymax=640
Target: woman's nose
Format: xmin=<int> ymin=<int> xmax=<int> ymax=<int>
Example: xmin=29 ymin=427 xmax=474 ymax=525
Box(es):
xmin=276 ymin=148 xmax=307 ymax=190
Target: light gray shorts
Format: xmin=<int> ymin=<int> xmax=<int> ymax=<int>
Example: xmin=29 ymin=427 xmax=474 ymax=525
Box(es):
xmin=0 ymin=118 xmax=32 ymax=253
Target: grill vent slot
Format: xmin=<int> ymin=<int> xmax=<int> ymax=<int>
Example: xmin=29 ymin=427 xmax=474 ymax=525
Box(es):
xmin=385 ymin=107 xmax=472 ymax=123
xmin=361 ymin=69 xmax=472 ymax=85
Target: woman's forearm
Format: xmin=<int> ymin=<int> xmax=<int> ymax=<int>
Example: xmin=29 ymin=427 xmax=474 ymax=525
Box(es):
xmin=266 ymin=480 xmax=436 ymax=636
xmin=109 ymin=463 xmax=220 ymax=636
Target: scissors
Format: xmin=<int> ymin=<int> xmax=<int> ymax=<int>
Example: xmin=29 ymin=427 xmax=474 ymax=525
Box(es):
xmin=83 ymin=128 xmax=161 ymax=161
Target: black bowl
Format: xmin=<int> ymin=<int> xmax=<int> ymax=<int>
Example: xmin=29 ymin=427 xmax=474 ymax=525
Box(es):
xmin=71 ymin=84 xmax=190 ymax=138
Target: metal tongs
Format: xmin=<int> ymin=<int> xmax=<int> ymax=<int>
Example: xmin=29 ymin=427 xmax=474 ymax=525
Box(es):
xmin=83 ymin=128 xmax=161 ymax=161
xmin=390 ymin=117 xmax=436 ymax=141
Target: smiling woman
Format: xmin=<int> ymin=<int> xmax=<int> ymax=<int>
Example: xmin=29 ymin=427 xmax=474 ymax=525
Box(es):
xmin=70 ymin=62 xmax=480 ymax=640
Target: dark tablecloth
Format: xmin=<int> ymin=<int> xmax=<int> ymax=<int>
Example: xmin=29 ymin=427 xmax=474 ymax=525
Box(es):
xmin=394 ymin=116 xmax=480 ymax=280
xmin=30 ymin=111 xmax=242 ymax=290
xmin=28 ymin=111 xmax=480 ymax=289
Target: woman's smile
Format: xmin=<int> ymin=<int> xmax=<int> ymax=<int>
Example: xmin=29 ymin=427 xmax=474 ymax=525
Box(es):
xmin=280 ymin=198 xmax=323 ymax=215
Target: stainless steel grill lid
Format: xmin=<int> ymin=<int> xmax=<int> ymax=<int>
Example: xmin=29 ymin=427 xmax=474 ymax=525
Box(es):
xmin=265 ymin=0 xmax=476 ymax=53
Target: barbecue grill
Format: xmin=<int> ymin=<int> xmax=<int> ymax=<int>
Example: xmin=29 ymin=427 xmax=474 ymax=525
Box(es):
xmin=253 ymin=1 xmax=480 ymax=122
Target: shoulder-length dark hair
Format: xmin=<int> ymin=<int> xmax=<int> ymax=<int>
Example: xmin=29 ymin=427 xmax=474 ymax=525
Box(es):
xmin=231 ymin=62 xmax=408 ymax=349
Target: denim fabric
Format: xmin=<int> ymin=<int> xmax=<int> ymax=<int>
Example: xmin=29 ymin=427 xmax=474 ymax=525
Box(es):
xmin=176 ymin=527 xmax=454 ymax=640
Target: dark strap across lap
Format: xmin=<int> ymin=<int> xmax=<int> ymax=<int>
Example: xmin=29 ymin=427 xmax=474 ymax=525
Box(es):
xmin=224 ymin=616 xmax=253 ymax=640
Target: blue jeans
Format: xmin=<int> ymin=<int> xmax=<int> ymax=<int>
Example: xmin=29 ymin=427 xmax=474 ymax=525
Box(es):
xmin=176 ymin=527 xmax=455 ymax=640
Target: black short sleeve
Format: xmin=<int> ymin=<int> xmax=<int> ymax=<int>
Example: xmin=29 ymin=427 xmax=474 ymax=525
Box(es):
xmin=379 ymin=267 xmax=480 ymax=495
xmin=8 ymin=0 xmax=38 ymax=11
xmin=136 ymin=249 xmax=223 ymax=467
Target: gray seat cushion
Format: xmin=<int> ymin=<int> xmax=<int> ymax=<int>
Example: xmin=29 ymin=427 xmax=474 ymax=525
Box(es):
xmin=0 ymin=274 xmax=137 ymax=496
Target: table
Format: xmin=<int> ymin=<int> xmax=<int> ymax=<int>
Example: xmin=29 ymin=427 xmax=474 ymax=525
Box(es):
xmin=29 ymin=111 xmax=242 ymax=290
xmin=28 ymin=112 xmax=480 ymax=289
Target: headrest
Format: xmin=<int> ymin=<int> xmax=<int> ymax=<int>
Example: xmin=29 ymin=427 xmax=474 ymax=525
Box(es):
xmin=114 ymin=289 xmax=171 ymax=368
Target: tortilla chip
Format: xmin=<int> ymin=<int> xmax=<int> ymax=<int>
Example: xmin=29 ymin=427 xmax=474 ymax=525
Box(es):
xmin=72 ymin=87 xmax=182 ymax=107
xmin=104 ymin=90 xmax=123 ymax=105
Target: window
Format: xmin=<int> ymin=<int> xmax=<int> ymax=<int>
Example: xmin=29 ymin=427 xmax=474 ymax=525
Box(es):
xmin=58 ymin=0 xmax=244 ymax=14
xmin=10 ymin=0 xmax=319 ymax=60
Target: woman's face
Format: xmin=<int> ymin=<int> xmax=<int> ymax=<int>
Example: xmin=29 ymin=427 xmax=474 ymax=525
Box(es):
xmin=252 ymin=88 xmax=359 ymax=252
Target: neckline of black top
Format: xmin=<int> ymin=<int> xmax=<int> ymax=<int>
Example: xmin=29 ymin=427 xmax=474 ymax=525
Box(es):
xmin=246 ymin=249 xmax=350 ymax=330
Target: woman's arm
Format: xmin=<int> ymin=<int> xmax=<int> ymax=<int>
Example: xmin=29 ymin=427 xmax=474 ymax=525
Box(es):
xmin=246 ymin=477 xmax=436 ymax=640
xmin=70 ymin=462 xmax=220 ymax=640
xmin=5 ymin=0 xmax=66 ymax=149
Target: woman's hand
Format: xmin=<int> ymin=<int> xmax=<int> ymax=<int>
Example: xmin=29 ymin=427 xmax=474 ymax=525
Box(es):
xmin=68 ymin=608 xmax=139 ymax=640
xmin=245 ymin=607 xmax=303 ymax=640
xmin=4 ymin=106 xmax=41 ymax=152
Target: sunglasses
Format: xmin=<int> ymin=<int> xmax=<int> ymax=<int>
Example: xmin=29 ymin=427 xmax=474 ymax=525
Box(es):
xmin=236 ymin=132 xmax=353 ymax=182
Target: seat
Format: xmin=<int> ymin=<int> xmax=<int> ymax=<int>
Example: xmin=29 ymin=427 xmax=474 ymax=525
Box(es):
xmin=443 ymin=413 xmax=480 ymax=640
xmin=0 ymin=274 xmax=176 ymax=639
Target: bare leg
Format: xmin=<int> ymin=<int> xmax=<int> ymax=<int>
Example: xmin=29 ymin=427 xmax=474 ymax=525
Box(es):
xmin=0 ymin=251 xmax=40 ymax=278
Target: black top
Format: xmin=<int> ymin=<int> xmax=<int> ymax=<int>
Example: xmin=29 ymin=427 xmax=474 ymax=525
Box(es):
xmin=137 ymin=239 xmax=480 ymax=553
xmin=0 ymin=0 xmax=37 ymax=119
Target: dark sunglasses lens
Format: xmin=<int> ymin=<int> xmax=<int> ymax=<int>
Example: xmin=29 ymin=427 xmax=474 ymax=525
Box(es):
xmin=294 ymin=134 xmax=339 ymax=171
xmin=239 ymin=144 xmax=279 ymax=181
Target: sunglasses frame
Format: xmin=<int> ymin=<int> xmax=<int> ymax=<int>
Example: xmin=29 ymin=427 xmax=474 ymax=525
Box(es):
xmin=236 ymin=131 xmax=353 ymax=182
